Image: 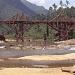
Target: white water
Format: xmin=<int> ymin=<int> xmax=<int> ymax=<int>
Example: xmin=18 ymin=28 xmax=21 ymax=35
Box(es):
xmin=69 ymin=47 xmax=75 ymax=50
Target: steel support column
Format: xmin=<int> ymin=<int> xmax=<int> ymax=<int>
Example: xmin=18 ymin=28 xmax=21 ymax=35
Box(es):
xmin=15 ymin=23 xmax=24 ymax=44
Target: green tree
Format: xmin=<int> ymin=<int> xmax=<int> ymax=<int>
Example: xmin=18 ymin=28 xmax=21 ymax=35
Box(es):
xmin=52 ymin=3 xmax=57 ymax=11
xmin=47 ymin=6 xmax=54 ymax=19
xmin=68 ymin=29 xmax=74 ymax=39
xmin=46 ymin=25 xmax=49 ymax=37
xmin=66 ymin=0 xmax=70 ymax=7
xmin=60 ymin=0 xmax=63 ymax=7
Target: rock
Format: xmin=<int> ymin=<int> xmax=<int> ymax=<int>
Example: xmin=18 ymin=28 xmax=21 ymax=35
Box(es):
xmin=61 ymin=67 xmax=71 ymax=73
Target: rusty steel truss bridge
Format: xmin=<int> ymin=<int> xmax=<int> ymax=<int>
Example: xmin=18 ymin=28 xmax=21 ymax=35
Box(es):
xmin=0 ymin=13 xmax=75 ymax=43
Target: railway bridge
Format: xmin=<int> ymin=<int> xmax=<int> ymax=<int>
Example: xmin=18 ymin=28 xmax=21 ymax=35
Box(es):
xmin=0 ymin=13 xmax=75 ymax=43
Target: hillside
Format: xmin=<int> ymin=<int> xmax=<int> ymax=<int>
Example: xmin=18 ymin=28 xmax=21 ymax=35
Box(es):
xmin=0 ymin=0 xmax=37 ymax=20
xmin=0 ymin=0 xmax=48 ymax=20
xmin=0 ymin=0 xmax=18 ymax=20
xmin=5 ymin=0 xmax=37 ymax=16
xmin=21 ymin=0 xmax=48 ymax=15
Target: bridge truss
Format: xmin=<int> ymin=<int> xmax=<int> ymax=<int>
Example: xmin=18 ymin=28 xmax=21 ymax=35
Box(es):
xmin=0 ymin=13 xmax=75 ymax=43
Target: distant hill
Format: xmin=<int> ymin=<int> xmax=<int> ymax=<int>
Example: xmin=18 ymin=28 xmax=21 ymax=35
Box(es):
xmin=0 ymin=0 xmax=18 ymax=20
xmin=0 ymin=0 xmax=48 ymax=20
xmin=5 ymin=0 xmax=37 ymax=16
xmin=21 ymin=0 xmax=48 ymax=15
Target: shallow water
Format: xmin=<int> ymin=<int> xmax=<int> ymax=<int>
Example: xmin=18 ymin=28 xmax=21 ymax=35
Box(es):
xmin=0 ymin=47 xmax=75 ymax=58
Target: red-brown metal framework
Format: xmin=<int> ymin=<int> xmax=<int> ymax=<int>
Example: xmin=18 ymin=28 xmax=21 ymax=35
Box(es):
xmin=0 ymin=20 xmax=75 ymax=40
xmin=0 ymin=13 xmax=75 ymax=43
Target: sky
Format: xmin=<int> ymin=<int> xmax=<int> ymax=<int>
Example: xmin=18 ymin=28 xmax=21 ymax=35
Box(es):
xmin=25 ymin=0 xmax=75 ymax=9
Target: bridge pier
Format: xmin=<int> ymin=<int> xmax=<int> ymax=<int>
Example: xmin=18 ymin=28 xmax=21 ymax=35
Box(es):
xmin=0 ymin=20 xmax=75 ymax=42
xmin=15 ymin=23 xmax=24 ymax=44
xmin=58 ymin=23 xmax=69 ymax=41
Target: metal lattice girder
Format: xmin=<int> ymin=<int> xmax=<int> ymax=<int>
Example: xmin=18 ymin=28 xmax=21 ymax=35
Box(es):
xmin=0 ymin=20 xmax=75 ymax=41
xmin=0 ymin=12 xmax=75 ymax=41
